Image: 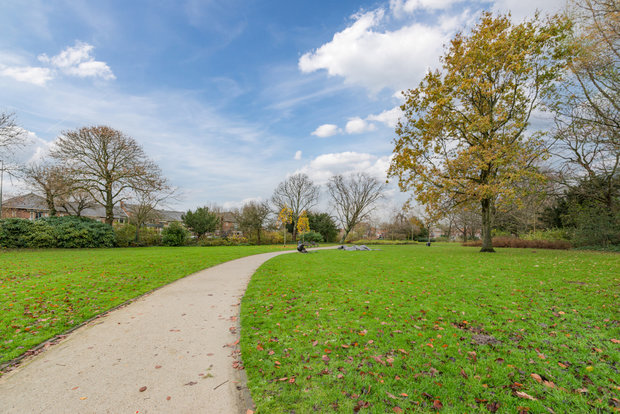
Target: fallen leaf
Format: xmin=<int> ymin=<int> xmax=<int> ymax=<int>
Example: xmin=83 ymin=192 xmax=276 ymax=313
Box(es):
xmin=184 ymin=381 xmax=197 ymax=386
xmin=611 ymin=339 xmax=620 ymax=344
xmin=433 ymin=399 xmax=443 ymax=410
xmin=166 ymin=396 xmax=171 ymax=401
xmin=139 ymin=386 xmax=147 ymax=392
xmin=531 ymin=373 xmax=542 ymax=383
xmin=486 ymin=402 xmax=500 ymax=412
xmin=393 ymin=408 xmax=403 ymax=413
xmin=515 ymin=391 xmax=537 ymax=401
xmin=460 ymin=369 xmax=469 ymax=379
xmin=155 ymin=365 xmax=162 ymax=369
xmin=79 ymin=397 xmax=88 ymax=400
xmin=542 ymin=380 xmax=556 ymax=389
xmin=71 ymin=386 xmax=79 ymax=391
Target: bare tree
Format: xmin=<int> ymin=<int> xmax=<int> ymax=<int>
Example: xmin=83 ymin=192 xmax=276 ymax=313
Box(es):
xmin=59 ymin=189 xmax=97 ymax=217
xmin=232 ymin=201 xmax=271 ymax=244
xmin=51 ymin=126 xmax=167 ymax=225
xmin=271 ymin=173 xmax=319 ymax=240
xmin=551 ymin=0 xmax=620 ymax=215
xmin=125 ymin=187 xmax=175 ymax=242
xmin=0 ymin=112 xmax=24 ymax=158
xmin=22 ymin=162 xmax=71 ymax=216
xmin=327 ymin=173 xmax=385 ymax=243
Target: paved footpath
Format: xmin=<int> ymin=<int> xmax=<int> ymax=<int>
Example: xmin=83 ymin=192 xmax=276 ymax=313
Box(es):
xmin=0 ymin=248 xmax=327 ymax=414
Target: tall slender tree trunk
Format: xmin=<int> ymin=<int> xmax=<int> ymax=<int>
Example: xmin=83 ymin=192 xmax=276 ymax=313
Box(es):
xmin=480 ymin=198 xmax=495 ymax=253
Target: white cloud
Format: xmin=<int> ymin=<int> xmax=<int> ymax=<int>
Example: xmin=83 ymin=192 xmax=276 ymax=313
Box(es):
xmin=38 ymin=41 xmax=115 ymax=80
xmin=299 ymin=9 xmax=459 ymax=94
xmin=311 ymin=123 xmax=340 ymax=138
xmin=345 ymin=117 xmax=376 ymax=134
xmin=294 ymin=150 xmax=302 ymax=160
xmin=295 ymin=151 xmax=392 ymax=185
xmin=0 ymin=65 xmax=52 ymax=86
xmin=367 ymin=106 xmax=403 ymax=128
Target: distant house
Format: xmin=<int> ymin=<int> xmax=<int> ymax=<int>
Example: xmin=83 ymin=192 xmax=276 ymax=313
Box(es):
xmin=1 ymin=193 xmax=59 ymax=220
xmin=216 ymin=211 xmax=242 ymax=236
xmin=1 ymin=193 xmax=183 ymax=229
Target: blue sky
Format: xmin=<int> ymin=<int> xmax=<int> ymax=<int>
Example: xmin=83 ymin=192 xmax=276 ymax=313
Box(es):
xmin=1 ymin=0 xmax=565 ymax=213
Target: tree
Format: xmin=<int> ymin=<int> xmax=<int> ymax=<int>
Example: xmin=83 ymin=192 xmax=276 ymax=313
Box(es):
xmin=126 ymin=187 xmax=175 ymax=242
xmin=388 ymin=13 xmax=569 ymax=252
xmin=182 ymin=206 xmax=220 ymax=238
xmin=276 ymin=205 xmax=293 ymax=245
xmin=232 ymin=201 xmax=271 ymax=244
xmin=308 ymin=211 xmax=339 ymax=243
xmin=22 ymin=162 xmax=71 ymax=217
xmin=59 ymin=189 xmax=96 ymax=217
xmin=296 ymin=210 xmax=310 ymax=241
xmin=327 ymin=173 xmax=385 ymax=243
xmin=271 ymin=173 xmax=319 ymax=240
xmin=0 ymin=112 xmax=24 ymax=160
xmin=51 ymin=126 xmax=167 ymax=225
xmin=1 ymin=112 xmax=26 ymax=218
xmin=551 ymin=0 xmax=619 ymax=229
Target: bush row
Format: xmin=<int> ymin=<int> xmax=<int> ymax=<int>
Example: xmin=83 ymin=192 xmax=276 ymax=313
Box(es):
xmin=0 ymin=217 xmax=115 ymax=248
xmin=462 ymin=236 xmax=572 ymax=250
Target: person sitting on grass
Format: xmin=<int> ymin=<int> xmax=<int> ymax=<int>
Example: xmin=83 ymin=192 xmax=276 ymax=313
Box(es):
xmin=297 ymin=240 xmax=308 ymax=253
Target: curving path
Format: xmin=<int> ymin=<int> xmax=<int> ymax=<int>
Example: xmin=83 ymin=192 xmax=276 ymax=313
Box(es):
xmin=0 ymin=248 xmax=331 ymax=414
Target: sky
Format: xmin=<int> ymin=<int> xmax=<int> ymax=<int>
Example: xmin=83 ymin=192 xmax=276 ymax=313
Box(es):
xmin=0 ymin=0 xmax=567 ymax=214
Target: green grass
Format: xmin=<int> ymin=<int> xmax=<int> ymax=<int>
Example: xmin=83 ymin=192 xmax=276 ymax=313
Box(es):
xmin=0 ymin=245 xmax=292 ymax=366
xmin=240 ymin=245 xmax=620 ymax=413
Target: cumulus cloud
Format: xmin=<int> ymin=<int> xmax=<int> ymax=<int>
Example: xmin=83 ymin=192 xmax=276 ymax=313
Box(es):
xmin=294 ymin=150 xmax=302 ymax=160
xmin=295 ymin=151 xmax=392 ymax=185
xmin=0 ymin=65 xmax=53 ymax=86
xmin=0 ymin=42 xmax=114 ymax=86
xmin=39 ymin=41 xmax=115 ymax=80
xmin=345 ymin=117 xmax=376 ymax=134
xmin=299 ymin=9 xmax=461 ymax=94
xmin=367 ymin=106 xmax=403 ymax=128
xmin=311 ymin=123 xmax=340 ymax=138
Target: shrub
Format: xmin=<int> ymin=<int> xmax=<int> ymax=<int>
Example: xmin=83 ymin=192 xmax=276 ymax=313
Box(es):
xmin=0 ymin=216 xmax=115 ymax=248
xmin=0 ymin=218 xmax=35 ymax=248
xmin=162 ymin=222 xmax=189 ymax=246
xmin=261 ymin=231 xmax=285 ymax=245
xmin=44 ymin=216 xmax=116 ymax=248
xmin=299 ymin=231 xmax=323 ymax=243
xmin=196 ymin=237 xmax=230 ymax=246
xmin=522 ymin=228 xmax=572 ymax=242
xmin=114 ymin=223 xmax=137 ymax=247
xmin=462 ymin=236 xmax=571 ymax=250
xmin=226 ymin=234 xmax=249 ymax=245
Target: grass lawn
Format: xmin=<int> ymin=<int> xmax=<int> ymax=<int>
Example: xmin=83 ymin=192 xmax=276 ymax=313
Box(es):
xmin=240 ymin=245 xmax=620 ymax=413
xmin=0 ymin=245 xmax=293 ymax=366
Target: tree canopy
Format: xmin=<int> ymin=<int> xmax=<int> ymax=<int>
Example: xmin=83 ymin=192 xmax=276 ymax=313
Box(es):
xmin=182 ymin=206 xmax=220 ymax=238
xmin=389 ymin=12 xmax=569 ymax=252
xmin=51 ymin=126 xmax=167 ymax=225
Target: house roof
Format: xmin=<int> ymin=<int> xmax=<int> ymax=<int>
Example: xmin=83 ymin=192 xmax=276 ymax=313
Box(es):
xmin=3 ymin=193 xmax=48 ymax=210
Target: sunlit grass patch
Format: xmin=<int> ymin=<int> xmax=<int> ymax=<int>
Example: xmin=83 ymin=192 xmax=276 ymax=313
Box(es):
xmin=241 ymin=245 xmax=619 ymax=413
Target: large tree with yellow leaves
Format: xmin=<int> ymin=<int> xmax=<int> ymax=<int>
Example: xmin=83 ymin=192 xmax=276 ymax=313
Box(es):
xmin=388 ymin=12 xmax=569 ymax=252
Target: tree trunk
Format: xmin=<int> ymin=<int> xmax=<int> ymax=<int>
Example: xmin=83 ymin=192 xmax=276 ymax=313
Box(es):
xmin=480 ymin=198 xmax=495 ymax=253
xmin=105 ymin=196 xmax=114 ymax=225
xmin=340 ymin=228 xmax=350 ymax=244
xmin=45 ymin=192 xmax=57 ymax=217
xmin=257 ymin=228 xmax=261 ymax=245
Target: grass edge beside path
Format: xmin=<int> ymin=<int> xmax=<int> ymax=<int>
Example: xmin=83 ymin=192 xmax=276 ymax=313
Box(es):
xmin=1 ymin=245 xmax=294 ymax=371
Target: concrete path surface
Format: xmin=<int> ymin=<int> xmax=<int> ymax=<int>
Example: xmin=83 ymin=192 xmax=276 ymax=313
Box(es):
xmin=0 ymin=248 xmax=321 ymax=414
